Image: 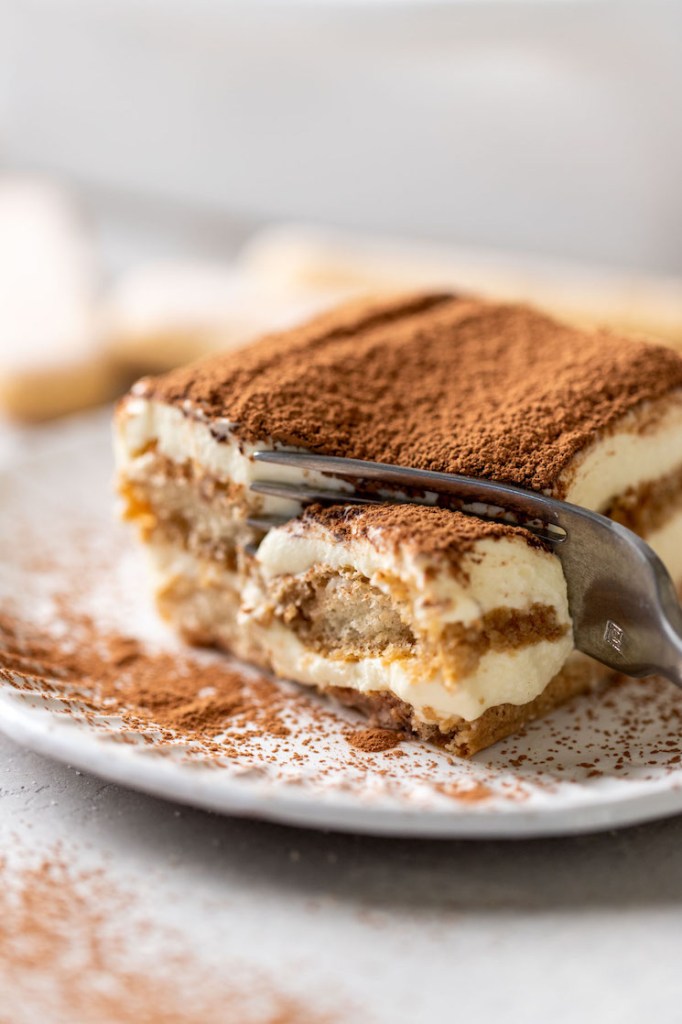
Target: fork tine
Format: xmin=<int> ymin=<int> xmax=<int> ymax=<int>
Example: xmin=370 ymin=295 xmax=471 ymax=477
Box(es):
xmin=249 ymin=480 xmax=563 ymax=544
xmin=252 ymin=452 xmax=571 ymax=541
xmin=253 ymin=450 xmax=566 ymax=527
xmin=246 ymin=514 xmax=291 ymax=531
xmin=250 ymin=481 xmax=377 ymax=505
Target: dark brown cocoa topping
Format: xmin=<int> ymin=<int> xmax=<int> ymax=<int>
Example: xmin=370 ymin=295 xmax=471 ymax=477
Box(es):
xmin=292 ymin=502 xmax=545 ymax=561
xmin=143 ymin=292 xmax=682 ymax=496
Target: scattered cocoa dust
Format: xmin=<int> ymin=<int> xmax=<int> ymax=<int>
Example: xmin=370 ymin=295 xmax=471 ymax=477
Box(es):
xmin=0 ymin=847 xmax=337 ymax=1024
xmin=347 ymin=728 xmax=403 ymax=753
xmin=0 ymin=609 xmax=297 ymax=759
xmin=431 ymin=781 xmax=495 ymax=804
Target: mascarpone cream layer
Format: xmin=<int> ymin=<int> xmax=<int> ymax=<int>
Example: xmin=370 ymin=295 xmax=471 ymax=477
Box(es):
xmin=642 ymin=506 xmax=682 ymax=584
xmin=116 ymin=393 xmax=682 ymax=524
xmin=561 ymin=393 xmax=682 ymax=509
xmin=247 ymin=622 xmax=573 ymax=724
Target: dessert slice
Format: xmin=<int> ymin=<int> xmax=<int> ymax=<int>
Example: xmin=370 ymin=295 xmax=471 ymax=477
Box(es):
xmin=241 ymin=504 xmax=578 ymax=756
xmin=115 ymin=292 xmax=682 ymax=754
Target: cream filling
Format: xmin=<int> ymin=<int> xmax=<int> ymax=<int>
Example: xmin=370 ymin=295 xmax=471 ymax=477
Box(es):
xmin=561 ymin=394 xmax=682 ymax=509
xmin=643 ymin=506 xmax=682 ymax=583
xmin=243 ymin=620 xmax=574 ymax=724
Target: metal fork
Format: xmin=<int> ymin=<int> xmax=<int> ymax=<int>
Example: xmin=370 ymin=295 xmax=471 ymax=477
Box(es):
xmin=249 ymin=450 xmax=682 ymax=686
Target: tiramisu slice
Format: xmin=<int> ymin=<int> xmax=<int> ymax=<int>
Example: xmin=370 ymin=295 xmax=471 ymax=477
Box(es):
xmin=115 ymin=292 xmax=682 ymax=754
xmin=242 ymin=504 xmax=574 ymax=755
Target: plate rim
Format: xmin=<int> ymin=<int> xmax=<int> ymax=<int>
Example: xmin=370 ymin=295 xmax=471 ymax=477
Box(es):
xmin=2 ymin=683 xmax=682 ymax=839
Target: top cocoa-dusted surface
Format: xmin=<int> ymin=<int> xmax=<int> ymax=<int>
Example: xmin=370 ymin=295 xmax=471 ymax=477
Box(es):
xmin=288 ymin=502 xmax=546 ymax=566
xmin=140 ymin=292 xmax=682 ymax=495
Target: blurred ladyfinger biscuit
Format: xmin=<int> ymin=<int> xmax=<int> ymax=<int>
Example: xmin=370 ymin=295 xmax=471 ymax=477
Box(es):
xmin=239 ymin=223 xmax=465 ymax=292
xmin=0 ymin=178 xmax=114 ymax=422
xmin=240 ymin=224 xmax=682 ymax=347
xmin=103 ymin=260 xmax=343 ymax=377
xmin=548 ymin=277 xmax=682 ymax=348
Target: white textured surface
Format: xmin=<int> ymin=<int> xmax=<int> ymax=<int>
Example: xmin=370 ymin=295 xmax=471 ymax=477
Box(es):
xmin=5 ymin=730 xmax=682 ymax=1023
xmin=3 ymin=413 xmax=682 ymax=1021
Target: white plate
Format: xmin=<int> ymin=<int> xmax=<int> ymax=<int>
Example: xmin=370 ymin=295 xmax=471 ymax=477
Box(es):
xmin=2 ymin=413 xmax=682 ymax=838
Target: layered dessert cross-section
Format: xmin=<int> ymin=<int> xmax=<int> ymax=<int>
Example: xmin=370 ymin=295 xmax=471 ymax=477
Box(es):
xmin=115 ymin=292 xmax=682 ymax=754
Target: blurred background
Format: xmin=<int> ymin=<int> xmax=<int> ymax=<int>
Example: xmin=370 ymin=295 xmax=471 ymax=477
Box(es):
xmin=1 ymin=0 xmax=682 ymax=423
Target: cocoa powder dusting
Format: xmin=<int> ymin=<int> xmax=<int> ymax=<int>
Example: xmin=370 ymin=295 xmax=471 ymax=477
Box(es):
xmin=292 ymin=502 xmax=545 ymax=567
xmin=0 ymin=848 xmax=336 ymax=1024
xmin=0 ymin=610 xmax=297 ymax=757
xmin=432 ymin=781 xmax=495 ymax=803
xmin=347 ymin=727 xmax=403 ymax=753
xmin=139 ymin=292 xmax=682 ymax=496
